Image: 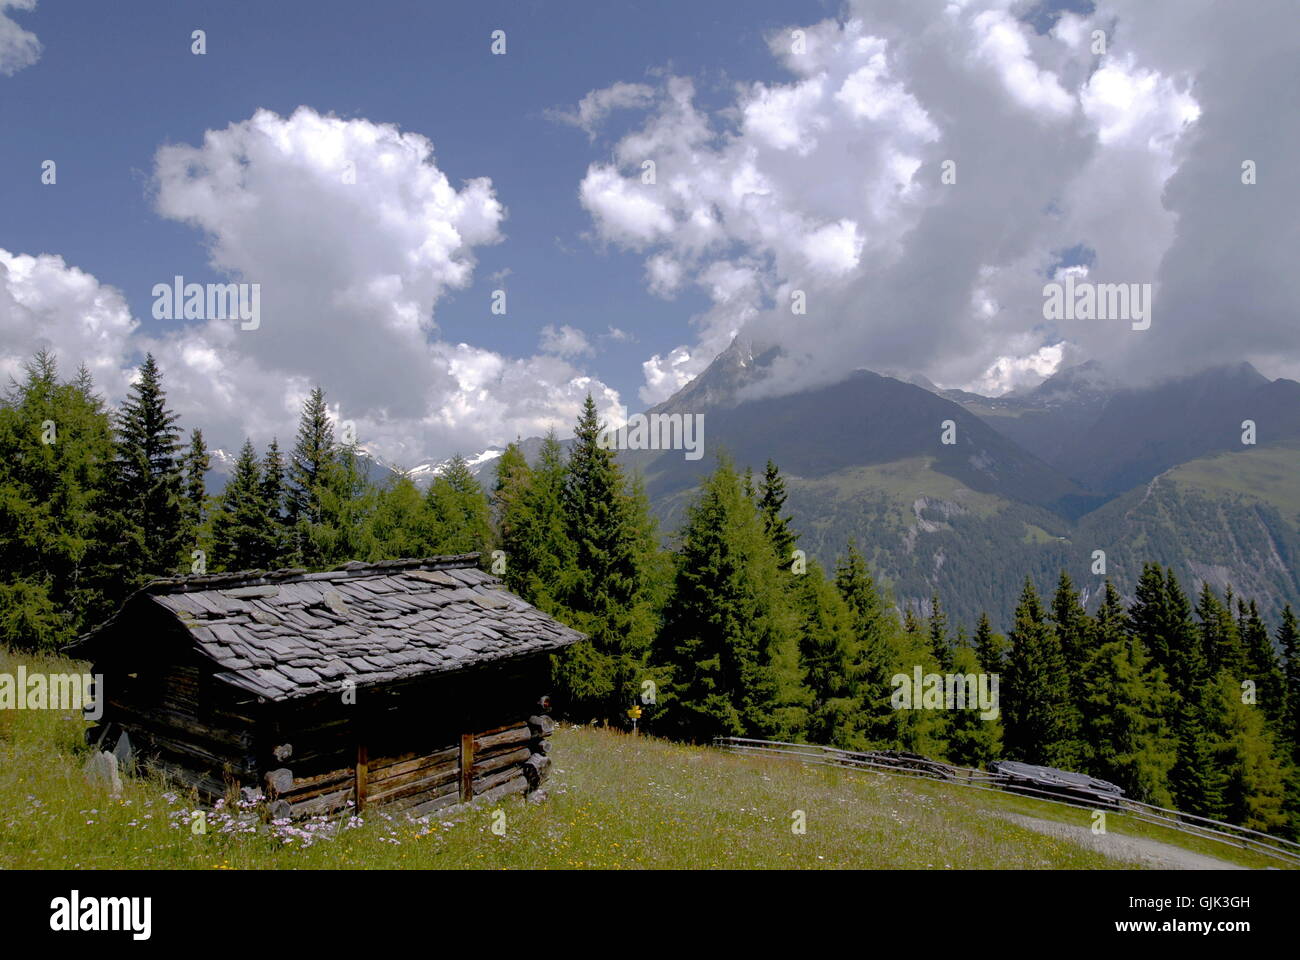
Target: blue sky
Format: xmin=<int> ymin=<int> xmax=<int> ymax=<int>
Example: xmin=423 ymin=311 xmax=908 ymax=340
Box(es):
xmin=2 ymin=0 xmax=1295 ymax=465
xmin=2 ymin=0 xmax=842 ymax=411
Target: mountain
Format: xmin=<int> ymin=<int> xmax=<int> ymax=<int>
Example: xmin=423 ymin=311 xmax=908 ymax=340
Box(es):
xmin=616 ymin=341 xmax=1300 ymax=629
xmin=403 ymin=447 xmax=506 ymax=489
xmin=952 ymin=361 xmax=1300 ymax=496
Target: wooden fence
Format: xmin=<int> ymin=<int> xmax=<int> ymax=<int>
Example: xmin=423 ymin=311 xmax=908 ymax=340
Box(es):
xmin=713 ymin=736 xmax=1300 ymax=867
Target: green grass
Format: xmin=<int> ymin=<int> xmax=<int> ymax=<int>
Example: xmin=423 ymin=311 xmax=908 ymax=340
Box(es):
xmin=794 ymin=458 xmax=1008 ymax=520
xmin=0 ymin=646 xmax=1268 ymax=870
xmin=1169 ymin=444 xmax=1300 ymax=523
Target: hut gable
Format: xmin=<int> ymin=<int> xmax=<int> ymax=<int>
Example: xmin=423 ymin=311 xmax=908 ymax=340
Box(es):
xmin=72 ymin=555 xmax=584 ymax=702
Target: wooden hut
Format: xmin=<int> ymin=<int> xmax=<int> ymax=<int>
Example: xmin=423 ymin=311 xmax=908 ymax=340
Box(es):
xmin=67 ymin=555 xmax=583 ymax=819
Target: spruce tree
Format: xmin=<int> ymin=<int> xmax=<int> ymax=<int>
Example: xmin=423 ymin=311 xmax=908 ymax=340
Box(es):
xmin=972 ymin=611 xmax=1007 ymax=674
xmin=426 ymin=454 xmax=493 ymax=555
xmin=654 ymin=455 xmax=796 ymax=741
xmin=501 ymin=431 xmax=574 ymax=614
xmin=210 ymin=440 xmax=265 ymax=572
xmin=794 ymin=562 xmax=856 ymax=747
xmin=554 ymin=396 xmax=660 ymax=723
xmin=1196 ymin=583 xmax=1245 ymax=679
xmin=757 ymin=459 xmax=798 ymax=571
xmin=1047 ymin=571 xmax=1089 ymax=766
xmin=109 ymin=353 xmax=185 ymax=583
xmin=1238 ymin=599 xmax=1285 ymax=731
xmin=1002 ymin=577 xmax=1075 ymax=767
xmin=927 ymin=593 xmax=951 ymax=670
xmin=180 ymin=428 xmax=210 ymax=550
xmin=0 ymin=352 xmax=116 ymax=644
xmin=1280 ymin=606 xmax=1300 ymax=759
xmin=259 ymin=439 xmax=290 ymax=567
xmin=288 ymin=387 xmax=335 ymax=565
xmin=944 ymin=641 xmax=1003 ymax=768
xmin=834 ymin=542 xmax=902 ymax=749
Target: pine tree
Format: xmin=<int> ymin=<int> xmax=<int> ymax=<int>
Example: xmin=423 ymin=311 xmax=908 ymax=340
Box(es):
xmin=259 ymin=439 xmax=290 ymax=567
xmin=794 ymin=562 xmax=857 ymax=747
xmin=0 ymin=352 xmax=116 ymax=645
xmin=109 ymin=353 xmax=185 ymax=583
xmin=1280 ymin=606 xmax=1300 ymax=759
xmin=310 ymin=444 xmax=377 ymax=566
xmin=288 ymin=387 xmax=335 ymax=566
xmin=654 ymin=455 xmax=796 ymax=741
xmin=554 ymin=397 xmax=661 ymax=723
xmin=757 ymin=459 xmax=798 ymax=571
xmin=210 ymin=440 xmax=266 ymax=572
xmin=1276 ymin=605 xmax=1300 ymax=836
xmin=426 ymin=454 xmax=493 ymax=555
xmin=1080 ymin=580 xmax=1177 ymax=805
xmin=1047 ymin=571 xmax=1088 ymax=766
xmin=491 ymin=441 xmax=530 ymax=539
xmin=1205 ymin=672 xmax=1288 ymax=832
xmin=834 ymin=542 xmax=902 ymax=749
xmin=972 ymin=611 xmax=1007 ymax=674
xmin=1238 ymin=599 xmax=1285 ymax=731
xmin=180 ymin=428 xmax=210 ymax=551
xmin=944 ymin=642 xmax=1003 ymax=768
xmin=927 ymin=593 xmax=951 ymax=670
xmin=1196 ymin=583 xmax=1245 ymax=678
xmin=1002 ymin=577 xmax=1075 ymax=767
xmin=500 ymin=431 xmax=574 ymax=614
xmin=366 ymin=475 xmax=439 ymax=559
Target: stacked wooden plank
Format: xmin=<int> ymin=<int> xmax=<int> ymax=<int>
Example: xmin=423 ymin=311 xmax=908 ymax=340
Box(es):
xmin=262 ymin=713 xmax=559 ymax=819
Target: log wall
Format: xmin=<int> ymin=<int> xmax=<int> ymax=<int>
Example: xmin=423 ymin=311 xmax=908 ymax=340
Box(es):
xmin=264 ymin=714 xmax=556 ymax=819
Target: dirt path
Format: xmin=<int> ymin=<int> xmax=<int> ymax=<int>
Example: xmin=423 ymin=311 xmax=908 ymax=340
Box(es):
xmin=998 ymin=812 xmax=1248 ymax=870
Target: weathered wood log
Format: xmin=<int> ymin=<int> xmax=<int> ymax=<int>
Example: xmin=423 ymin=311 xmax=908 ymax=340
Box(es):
xmin=105 ymin=697 xmax=254 ymax=750
xmin=406 ymin=788 xmax=461 ymax=819
xmin=275 ymin=768 xmax=355 ymax=804
xmin=472 ymin=746 xmax=531 ymax=777
xmin=522 ymin=752 xmax=551 ymax=789
xmin=286 ymin=786 xmax=354 ymax=818
xmin=125 ymin=726 xmax=257 ymax=777
xmin=473 ymin=723 xmax=531 ymax=753
xmin=473 ymin=763 xmax=527 ymax=796
xmin=367 ymin=764 xmax=460 ymax=805
xmin=527 ymin=714 xmax=555 ymax=738
xmin=366 ymin=746 xmax=459 ymax=784
xmin=478 ymin=774 xmax=528 ymax=804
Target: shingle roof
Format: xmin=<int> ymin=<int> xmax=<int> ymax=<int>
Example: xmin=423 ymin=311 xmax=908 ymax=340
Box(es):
xmin=71 ymin=555 xmax=585 ymax=701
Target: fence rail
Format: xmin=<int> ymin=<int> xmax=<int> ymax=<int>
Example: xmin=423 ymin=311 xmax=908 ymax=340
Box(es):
xmin=712 ymin=737 xmax=1300 ymax=867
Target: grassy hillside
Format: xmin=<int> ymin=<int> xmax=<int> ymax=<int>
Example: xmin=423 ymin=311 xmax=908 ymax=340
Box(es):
xmin=3 ymin=648 xmax=1280 ymax=870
